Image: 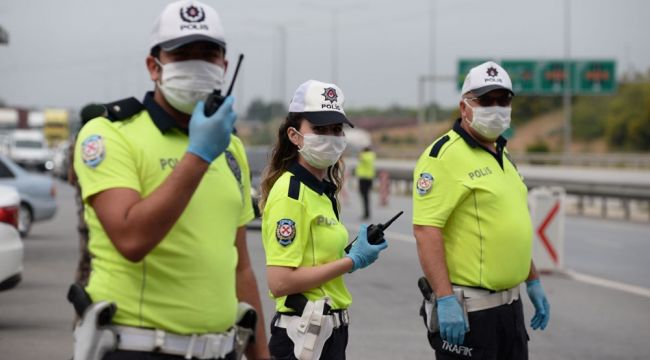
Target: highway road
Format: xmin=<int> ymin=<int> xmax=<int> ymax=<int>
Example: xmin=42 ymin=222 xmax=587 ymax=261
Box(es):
xmin=0 ymin=180 xmax=649 ymax=359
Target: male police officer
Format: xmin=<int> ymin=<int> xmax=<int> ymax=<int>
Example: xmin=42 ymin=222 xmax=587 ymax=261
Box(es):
xmin=412 ymin=61 xmax=550 ymax=359
xmin=73 ymin=1 xmax=269 ymax=359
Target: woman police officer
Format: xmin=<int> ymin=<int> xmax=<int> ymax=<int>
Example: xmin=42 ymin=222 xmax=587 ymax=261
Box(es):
xmin=259 ymin=80 xmax=389 ymax=359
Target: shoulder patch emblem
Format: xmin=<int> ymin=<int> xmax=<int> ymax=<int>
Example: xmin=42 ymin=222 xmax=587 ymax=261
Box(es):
xmin=276 ymin=219 xmax=296 ymax=246
xmin=416 ymin=173 xmax=434 ymax=195
xmin=81 ymin=134 xmax=105 ymax=168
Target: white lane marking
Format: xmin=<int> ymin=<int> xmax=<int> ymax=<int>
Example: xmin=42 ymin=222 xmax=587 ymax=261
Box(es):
xmin=565 ymin=270 xmax=650 ymax=299
xmin=345 ymin=225 xmax=650 ymax=299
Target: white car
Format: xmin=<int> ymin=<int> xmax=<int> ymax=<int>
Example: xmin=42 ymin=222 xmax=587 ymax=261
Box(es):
xmin=0 ymin=185 xmax=24 ymax=291
xmin=8 ymin=129 xmax=53 ymax=172
xmin=51 ymin=140 xmax=71 ymax=180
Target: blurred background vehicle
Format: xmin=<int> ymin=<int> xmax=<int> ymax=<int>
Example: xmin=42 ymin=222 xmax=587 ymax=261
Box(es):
xmin=8 ymin=129 xmax=53 ymax=172
xmin=42 ymin=108 xmax=70 ymax=147
xmin=0 ymin=155 xmax=57 ymax=237
xmin=51 ymin=140 xmax=71 ymax=181
xmin=0 ymin=184 xmax=23 ymax=291
xmin=246 ymin=146 xmax=268 ymax=230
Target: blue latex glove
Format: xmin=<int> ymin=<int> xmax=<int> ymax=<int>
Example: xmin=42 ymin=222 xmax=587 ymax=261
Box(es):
xmin=526 ymin=279 xmax=550 ymax=330
xmin=437 ymin=295 xmax=468 ymax=345
xmin=345 ymin=224 xmax=388 ymax=272
xmin=187 ymin=96 xmax=237 ymax=163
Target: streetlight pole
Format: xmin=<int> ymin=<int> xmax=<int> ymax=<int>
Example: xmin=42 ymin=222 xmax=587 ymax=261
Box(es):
xmin=417 ymin=75 xmax=427 ymax=147
xmin=331 ymin=8 xmax=339 ymax=84
xmin=563 ymin=0 xmax=572 ymax=155
xmin=276 ymin=25 xmax=287 ymax=103
xmin=428 ymin=0 xmax=437 ymax=124
xmin=417 ymin=74 xmax=455 ymax=147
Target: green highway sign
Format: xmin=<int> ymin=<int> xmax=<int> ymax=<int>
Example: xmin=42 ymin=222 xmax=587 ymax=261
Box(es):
xmin=457 ymin=59 xmax=489 ymax=91
xmin=457 ymin=59 xmax=616 ymax=95
xmin=502 ymin=60 xmax=537 ymax=93
xmin=538 ymin=61 xmax=574 ymax=94
xmin=574 ymin=60 xmax=616 ymax=94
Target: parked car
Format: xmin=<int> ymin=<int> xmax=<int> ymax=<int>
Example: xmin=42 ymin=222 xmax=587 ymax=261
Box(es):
xmin=51 ymin=140 xmax=71 ymax=180
xmin=0 ymin=155 xmax=57 ymax=237
xmin=8 ymin=129 xmax=53 ymax=172
xmin=0 ymin=185 xmax=24 ymax=291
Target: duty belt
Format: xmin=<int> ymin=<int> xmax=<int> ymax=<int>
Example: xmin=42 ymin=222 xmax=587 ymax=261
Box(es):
xmin=111 ymin=325 xmax=235 ymax=359
xmin=275 ymin=309 xmax=350 ymax=329
xmin=454 ymin=285 xmax=520 ymax=312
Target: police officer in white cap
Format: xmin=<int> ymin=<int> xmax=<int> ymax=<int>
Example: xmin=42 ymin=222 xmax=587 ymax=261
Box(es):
xmin=412 ymin=61 xmax=550 ymax=359
xmin=259 ymin=80 xmax=389 ymax=360
xmin=72 ymin=1 xmax=269 ymax=359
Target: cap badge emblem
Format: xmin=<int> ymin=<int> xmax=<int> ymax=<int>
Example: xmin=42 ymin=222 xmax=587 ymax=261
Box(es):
xmin=180 ymin=5 xmax=205 ymax=23
xmin=487 ymin=66 xmax=498 ymax=77
xmin=321 ymin=87 xmax=338 ymax=104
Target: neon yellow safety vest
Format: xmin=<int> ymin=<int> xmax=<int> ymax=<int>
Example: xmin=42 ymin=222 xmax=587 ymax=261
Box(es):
xmin=262 ymin=162 xmax=351 ymax=311
xmin=412 ymin=120 xmax=532 ymax=291
xmin=74 ymin=94 xmax=254 ymax=334
xmin=355 ymin=150 xmax=376 ymax=179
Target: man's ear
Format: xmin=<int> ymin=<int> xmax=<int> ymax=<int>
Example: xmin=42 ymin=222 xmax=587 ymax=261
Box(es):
xmin=460 ymin=99 xmax=469 ymax=120
xmin=146 ymin=56 xmax=161 ymax=82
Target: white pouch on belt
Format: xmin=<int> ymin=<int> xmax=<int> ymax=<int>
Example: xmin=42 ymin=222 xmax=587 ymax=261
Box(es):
xmin=73 ymin=301 xmax=118 ymax=360
xmin=422 ymin=298 xmax=439 ymax=333
xmin=285 ymin=298 xmax=334 ymax=360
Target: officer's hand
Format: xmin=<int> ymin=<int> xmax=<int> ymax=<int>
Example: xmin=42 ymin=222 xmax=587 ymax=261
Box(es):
xmin=526 ymin=279 xmax=550 ymax=330
xmin=187 ymin=96 xmax=237 ymax=163
xmin=345 ymin=224 xmax=388 ymax=272
xmin=437 ymin=295 xmax=468 ymax=345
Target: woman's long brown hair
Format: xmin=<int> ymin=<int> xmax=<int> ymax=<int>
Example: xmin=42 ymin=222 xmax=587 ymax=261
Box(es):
xmin=259 ymin=112 xmax=345 ymax=212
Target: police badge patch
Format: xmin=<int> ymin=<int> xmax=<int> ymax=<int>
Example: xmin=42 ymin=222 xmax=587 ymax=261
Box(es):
xmin=416 ymin=173 xmax=434 ymax=195
xmin=276 ymin=219 xmax=296 ymax=246
xmin=81 ymin=134 xmax=105 ymax=168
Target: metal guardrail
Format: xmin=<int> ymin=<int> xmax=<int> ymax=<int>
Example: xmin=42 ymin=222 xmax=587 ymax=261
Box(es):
xmin=246 ymin=148 xmax=650 ymax=220
xmin=350 ymin=158 xmax=650 ymax=221
xmin=374 ymin=149 xmax=650 ymax=169
xmin=511 ymin=153 xmax=650 ymax=169
xmin=361 ymin=159 xmax=650 ymax=197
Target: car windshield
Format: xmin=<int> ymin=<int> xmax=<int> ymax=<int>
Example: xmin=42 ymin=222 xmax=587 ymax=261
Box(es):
xmin=15 ymin=140 xmax=44 ymax=148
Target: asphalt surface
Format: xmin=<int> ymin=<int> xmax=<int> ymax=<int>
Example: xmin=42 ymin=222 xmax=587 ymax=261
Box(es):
xmin=0 ymin=180 xmax=649 ymax=359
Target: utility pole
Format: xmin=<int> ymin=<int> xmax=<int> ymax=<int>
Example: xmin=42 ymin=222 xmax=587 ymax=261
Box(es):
xmin=428 ymin=0 xmax=437 ymax=124
xmin=417 ymin=75 xmax=454 ymax=147
xmin=562 ymin=0 xmax=572 ymax=155
xmin=331 ymin=8 xmax=339 ymax=84
xmin=276 ymin=25 xmax=287 ymax=103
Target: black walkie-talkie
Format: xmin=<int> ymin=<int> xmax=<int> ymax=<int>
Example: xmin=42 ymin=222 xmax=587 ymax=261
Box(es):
xmin=204 ymin=53 xmax=244 ymax=117
xmin=344 ymin=211 xmax=403 ymax=253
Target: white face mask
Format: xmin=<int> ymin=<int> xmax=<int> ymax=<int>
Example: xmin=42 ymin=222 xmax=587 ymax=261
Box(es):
xmin=156 ymin=59 xmax=225 ymax=114
xmin=291 ymin=128 xmax=347 ymax=169
xmin=464 ymin=99 xmax=511 ymax=140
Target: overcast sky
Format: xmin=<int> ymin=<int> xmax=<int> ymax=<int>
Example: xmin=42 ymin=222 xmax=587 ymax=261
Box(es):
xmin=0 ymin=0 xmax=648 ymax=114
